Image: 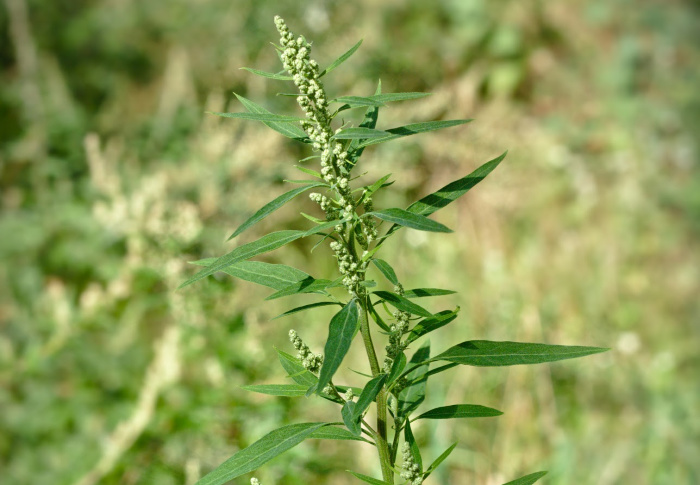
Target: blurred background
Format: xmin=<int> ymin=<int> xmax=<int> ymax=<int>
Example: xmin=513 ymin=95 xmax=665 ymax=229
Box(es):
xmin=1 ymin=0 xmax=698 ymax=484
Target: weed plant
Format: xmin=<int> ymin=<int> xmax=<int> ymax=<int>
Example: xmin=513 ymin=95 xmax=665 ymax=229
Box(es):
xmin=181 ymin=16 xmax=608 ymax=485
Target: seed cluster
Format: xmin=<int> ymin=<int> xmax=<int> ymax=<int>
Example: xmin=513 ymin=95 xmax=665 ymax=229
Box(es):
xmin=289 ymin=329 xmax=323 ymax=373
xmin=330 ymin=240 xmax=367 ymax=293
xmin=250 ymin=479 xmax=260 ymax=485
xmin=383 ymin=284 xmax=410 ymax=372
xmin=401 ymin=443 xmax=423 ymax=484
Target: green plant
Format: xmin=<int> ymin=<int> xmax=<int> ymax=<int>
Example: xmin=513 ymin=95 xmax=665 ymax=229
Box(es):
xmin=180 ymin=16 xmax=608 ymax=485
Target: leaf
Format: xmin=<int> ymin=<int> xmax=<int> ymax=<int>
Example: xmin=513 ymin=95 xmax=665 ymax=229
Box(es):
xmin=265 ymin=276 xmax=339 ymax=300
xmin=195 ymin=422 xmax=327 ymax=485
xmin=404 ymin=419 xmax=423 ymax=471
xmin=413 ymin=404 xmax=503 ymax=421
xmin=332 ymin=96 xmax=386 ymax=107
xmin=241 ymin=384 xmax=309 ymax=397
xmin=234 ymin=93 xmax=310 ymax=142
xmin=228 ymin=183 xmax=325 ymax=240
xmin=333 ymin=127 xmax=390 ymax=140
xmin=405 ymin=309 xmax=459 ymax=344
xmin=423 ymin=442 xmax=457 ymax=479
xmin=352 ymin=374 xmax=388 ymax=421
xmin=369 ymin=208 xmax=453 ymax=233
xmin=387 ymin=352 xmax=407 ymax=385
xmin=295 ymin=165 xmax=322 ymax=178
xmin=363 ymin=174 xmax=393 ymax=201
xmin=403 ymin=288 xmax=456 ymax=298
xmin=310 ymin=426 xmax=373 ymax=444
xmin=209 ymin=111 xmax=305 ymax=122
xmin=272 ymin=301 xmax=341 ymax=320
xmin=348 ymin=80 xmax=381 ymax=167
xmin=277 ymin=349 xmax=318 ymax=388
xmin=373 ymin=291 xmax=433 ymax=318
xmin=179 ymin=220 xmax=344 ymax=288
xmin=398 ymin=341 xmax=431 ymax=416
xmin=368 ymin=300 xmax=391 ymax=333
xmin=347 ymin=471 xmax=393 ymax=485
xmin=341 ymin=401 xmax=362 ymax=436
xmin=357 ymin=119 xmax=473 ymax=148
xmin=371 ymin=259 xmax=399 ymax=286
xmin=190 ymin=260 xmax=309 ymax=291
xmin=368 ymin=92 xmax=431 ymax=103
xmin=407 ymin=151 xmax=507 ymax=217
xmin=319 ymin=39 xmax=363 ymax=77
xmin=240 ymin=67 xmax=293 ymax=80
xmin=312 ymin=300 xmax=360 ymax=396
xmin=502 ymin=471 xmax=548 ymax=485
xmin=431 ymin=341 xmax=609 ymax=367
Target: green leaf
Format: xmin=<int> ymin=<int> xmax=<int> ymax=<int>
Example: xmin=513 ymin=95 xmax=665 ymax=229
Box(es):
xmin=371 ymin=259 xmax=399 ymax=286
xmin=313 ymin=300 xmax=360 ymax=396
xmin=209 ymin=111 xmax=305 ymax=122
xmin=407 ymin=151 xmax=507 ymax=217
xmin=265 ymin=276 xmax=339 ymax=300
xmin=352 ymin=374 xmax=388 ymax=421
xmin=228 ymin=183 xmax=325 ymax=240
xmin=295 ymin=165 xmax=322 ymax=178
xmin=272 ymin=301 xmax=341 ymax=320
xmin=368 ymin=300 xmax=391 ymax=332
xmin=357 ymin=119 xmax=473 ymax=148
xmin=431 ymin=341 xmax=609 ymax=367
xmin=423 ymin=442 xmax=457 ymax=479
xmin=369 ymin=208 xmax=452 ymax=233
xmin=332 ymin=95 xmax=386 ymax=107
xmin=368 ymin=92 xmax=431 ymax=103
xmin=387 ymin=352 xmax=407 ymax=386
xmin=404 ymin=419 xmax=423 ymax=471
xmin=413 ymin=404 xmax=503 ymax=421
xmin=398 ymin=341 xmax=431 ymax=416
xmin=341 ymin=401 xmax=362 ymax=436
xmin=234 ymin=93 xmax=310 ymax=142
xmin=333 ymin=127 xmax=390 ymax=140
xmin=241 ymin=384 xmax=309 ymax=397
xmin=348 ymin=80 xmax=381 ymax=167
xmin=277 ymin=349 xmax=318 ymax=388
xmin=347 ymin=471 xmax=393 ymax=485
xmin=240 ymin=67 xmax=293 ymax=80
xmin=502 ymin=471 xmax=548 ymax=485
xmin=319 ymin=39 xmax=363 ymax=77
xmin=405 ymin=309 xmax=459 ymax=344
xmin=403 ymin=288 xmax=456 ymax=298
xmin=180 ymin=220 xmax=344 ymax=288
xmin=190 ymin=260 xmax=309 ymax=291
xmin=363 ymin=174 xmax=393 ymax=201
xmin=373 ymin=291 xmax=432 ymax=318
xmin=195 ymin=422 xmax=327 ymax=485
xmin=310 ymin=425 xmax=373 ymax=444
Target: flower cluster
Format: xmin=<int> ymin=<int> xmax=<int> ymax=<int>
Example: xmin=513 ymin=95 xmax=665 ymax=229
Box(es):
xmin=401 ymin=443 xmax=423 ymax=484
xmin=250 ymin=479 xmax=260 ymax=485
xmin=383 ymin=284 xmax=410 ymax=372
xmin=289 ymin=329 xmax=323 ymax=373
xmin=330 ymin=240 xmax=367 ymax=293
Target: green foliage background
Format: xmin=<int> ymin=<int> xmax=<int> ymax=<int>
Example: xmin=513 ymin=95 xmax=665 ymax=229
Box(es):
xmin=1 ymin=0 xmax=698 ymax=484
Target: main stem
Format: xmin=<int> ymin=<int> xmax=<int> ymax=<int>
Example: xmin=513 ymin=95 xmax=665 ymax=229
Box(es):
xmin=357 ymin=295 xmax=394 ymax=483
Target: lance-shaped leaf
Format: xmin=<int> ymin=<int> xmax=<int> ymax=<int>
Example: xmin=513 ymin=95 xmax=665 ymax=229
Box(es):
xmin=404 ymin=419 xmax=423 ymax=471
xmin=373 ymin=291 xmax=433 ymax=318
xmin=368 ymin=300 xmax=391 ymax=333
xmin=209 ymin=111 xmax=305 ymax=122
xmin=408 ymin=151 xmax=507 ymax=217
xmin=362 ymin=174 xmax=393 ymax=201
xmin=312 ymin=300 xmax=360 ymax=396
xmin=347 ymin=471 xmax=393 ymax=485
xmin=369 ymin=208 xmax=453 ymax=233
xmin=341 ymin=401 xmax=362 ymax=436
xmin=277 ymin=349 xmax=318 ymax=388
xmin=357 ymin=119 xmax=473 ymax=148
xmin=403 ymin=288 xmax=456 ymax=298
xmin=398 ymin=341 xmax=431 ymax=416
xmin=265 ymin=276 xmax=341 ymax=300
xmin=319 ymin=39 xmax=363 ymax=77
xmin=190 ymin=260 xmax=310 ymax=291
xmin=405 ymin=309 xmax=459 ymax=344
xmin=234 ymin=93 xmax=310 ymax=142
xmin=272 ymin=301 xmax=342 ymax=320
xmin=180 ymin=220 xmax=344 ymax=288
xmin=502 ymin=471 xmax=548 ymax=485
xmin=195 ymin=422 xmax=327 ymax=485
xmin=348 ymin=80 xmax=381 ymax=167
xmin=310 ymin=426 xmax=373 ymax=444
xmin=413 ymin=404 xmax=503 ymax=421
xmin=352 ymin=374 xmax=388 ymax=421
xmin=333 ymin=127 xmax=390 ymax=140
xmin=387 ymin=352 xmax=407 ymax=386
xmin=332 ymin=96 xmax=386 ymax=107
xmin=368 ymin=92 xmax=431 ymax=103
xmin=423 ymin=442 xmax=458 ymax=480
xmin=228 ymin=183 xmax=325 ymax=240
xmin=430 ymin=340 xmax=609 ymax=367
xmin=371 ymin=258 xmax=399 ymax=285
xmin=240 ymin=67 xmax=293 ymax=80
xmin=241 ymin=384 xmax=309 ymax=397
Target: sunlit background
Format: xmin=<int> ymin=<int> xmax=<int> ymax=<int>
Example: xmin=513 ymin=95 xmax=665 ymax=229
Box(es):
xmin=1 ymin=1 xmax=698 ymax=484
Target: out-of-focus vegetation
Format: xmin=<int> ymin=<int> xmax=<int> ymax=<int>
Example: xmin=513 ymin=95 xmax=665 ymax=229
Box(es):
xmin=0 ymin=0 xmax=697 ymax=484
